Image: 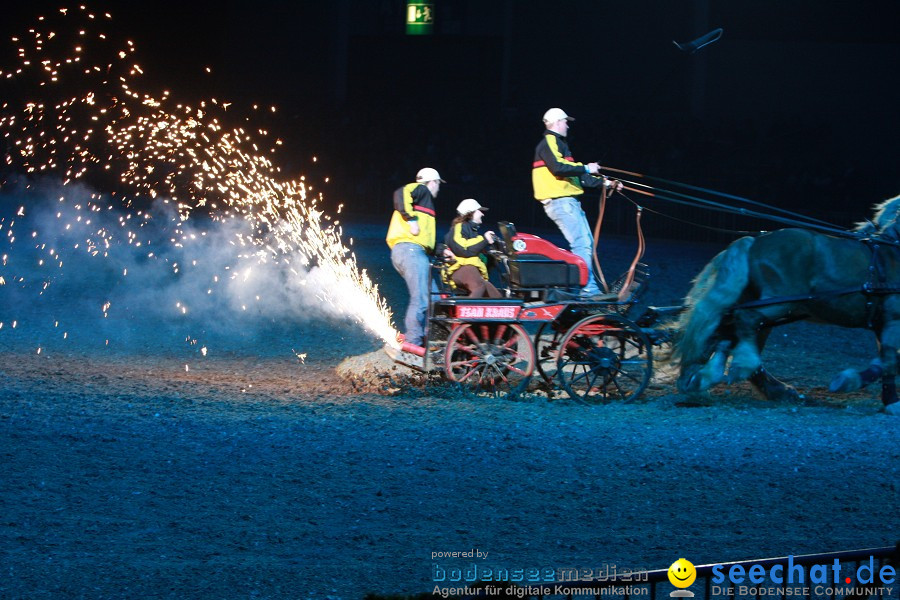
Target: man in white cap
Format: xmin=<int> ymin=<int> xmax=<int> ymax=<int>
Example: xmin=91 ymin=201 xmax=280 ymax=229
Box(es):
xmin=386 ymin=167 xmax=445 ymax=346
xmin=532 ymin=107 xmax=621 ymax=299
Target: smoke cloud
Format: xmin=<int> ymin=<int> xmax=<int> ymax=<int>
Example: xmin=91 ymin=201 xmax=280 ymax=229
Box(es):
xmin=0 ymin=179 xmax=388 ymax=359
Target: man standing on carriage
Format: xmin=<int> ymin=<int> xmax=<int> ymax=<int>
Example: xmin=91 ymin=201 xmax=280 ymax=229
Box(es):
xmin=532 ymin=107 xmax=621 ymax=300
xmin=386 ymin=167 xmax=445 ymax=347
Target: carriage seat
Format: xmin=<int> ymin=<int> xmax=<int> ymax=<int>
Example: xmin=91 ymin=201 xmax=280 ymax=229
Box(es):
xmin=499 ymin=221 xmax=588 ymax=289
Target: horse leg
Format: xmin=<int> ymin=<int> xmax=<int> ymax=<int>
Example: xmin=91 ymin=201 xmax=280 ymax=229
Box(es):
xmin=746 ymin=328 xmax=799 ymax=402
xmin=881 ymin=373 xmax=899 ymax=415
xmin=678 ymin=340 xmax=731 ymax=393
xmin=726 ymin=309 xmax=764 ymax=383
xmin=875 ymin=317 xmax=900 ymax=414
xmin=748 ymin=367 xmax=800 ymax=402
xmin=829 ymin=358 xmax=883 ymax=393
xmin=878 ymin=343 xmax=900 ymax=415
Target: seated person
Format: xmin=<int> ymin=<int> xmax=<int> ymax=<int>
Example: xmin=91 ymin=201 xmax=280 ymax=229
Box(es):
xmin=443 ymin=199 xmax=502 ymax=298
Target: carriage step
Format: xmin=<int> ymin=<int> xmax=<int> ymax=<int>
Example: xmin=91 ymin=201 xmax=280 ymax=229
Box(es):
xmin=383 ymin=343 xmax=427 ymax=371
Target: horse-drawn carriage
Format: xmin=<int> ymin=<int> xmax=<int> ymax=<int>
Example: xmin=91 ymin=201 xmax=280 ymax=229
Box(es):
xmin=384 ymin=221 xmax=678 ymax=401
xmin=384 ymin=171 xmax=900 ymax=415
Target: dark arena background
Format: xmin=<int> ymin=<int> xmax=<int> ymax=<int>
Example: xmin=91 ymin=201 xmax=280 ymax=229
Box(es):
xmin=0 ymin=2 xmax=898 ymax=599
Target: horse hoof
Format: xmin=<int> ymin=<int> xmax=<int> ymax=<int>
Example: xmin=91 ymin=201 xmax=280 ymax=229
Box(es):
xmin=678 ymin=373 xmax=700 ymax=394
xmin=752 ymin=380 xmax=800 ymax=402
xmin=829 ymin=369 xmax=861 ymax=393
xmin=884 ymin=402 xmax=900 ymax=416
xmin=678 ymin=365 xmax=704 ymax=393
xmin=776 ymin=386 xmax=801 ymax=403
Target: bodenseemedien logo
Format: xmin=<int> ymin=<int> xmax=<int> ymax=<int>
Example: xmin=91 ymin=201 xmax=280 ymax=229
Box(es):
xmin=668 ymin=558 xmax=697 ymax=598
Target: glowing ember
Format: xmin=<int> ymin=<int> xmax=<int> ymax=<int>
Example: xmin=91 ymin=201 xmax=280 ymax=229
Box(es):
xmin=0 ymin=6 xmax=400 ymax=352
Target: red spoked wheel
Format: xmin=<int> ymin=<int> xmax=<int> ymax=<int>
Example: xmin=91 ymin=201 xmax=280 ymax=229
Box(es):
xmin=555 ymin=313 xmax=652 ymax=403
xmin=444 ymin=322 xmax=535 ymax=398
xmin=534 ymin=321 xmax=564 ymax=385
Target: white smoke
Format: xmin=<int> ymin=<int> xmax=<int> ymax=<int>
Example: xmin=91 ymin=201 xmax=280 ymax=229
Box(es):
xmin=0 ymin=179 xmax=384 ymax=358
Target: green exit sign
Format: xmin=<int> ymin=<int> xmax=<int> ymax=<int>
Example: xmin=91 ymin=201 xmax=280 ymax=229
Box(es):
xmin=406 ymin=3 xmax=434 ymax=35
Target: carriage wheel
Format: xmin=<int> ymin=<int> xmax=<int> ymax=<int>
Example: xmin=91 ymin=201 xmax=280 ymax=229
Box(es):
xmin=555 ymin=313 xmax=652 ymax=403
xmin=534 ymin=322 xmax=564 ymax=385
xmin=444 ymin=322 xmax=535 ymax=397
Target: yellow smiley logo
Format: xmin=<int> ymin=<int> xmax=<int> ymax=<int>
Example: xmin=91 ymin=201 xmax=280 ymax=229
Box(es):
xmin=667 ymin=558 xmax=696 ymax=588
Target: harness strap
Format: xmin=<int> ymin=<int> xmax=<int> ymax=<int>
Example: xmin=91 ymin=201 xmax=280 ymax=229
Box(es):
xmin=736 ymin=288 xmax=861 ymax=310
xmin=736 ymin=247 xmax=900 ymax=312
xmin=736 ymin=283 xmax=900 ymax=309
xmin=591 ymin=186 xmax=610 ymax=293
xmin=865 ymin=241 xmax=887 ymax=328
xmin=734 ymin=239 xmax=900 ymax=314
xmin=618 ymin=207 xmax=646 ymax=301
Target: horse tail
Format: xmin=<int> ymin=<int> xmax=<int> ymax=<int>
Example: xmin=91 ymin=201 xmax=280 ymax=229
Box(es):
xmin=673 ymin=236 xmax=756 ymax=369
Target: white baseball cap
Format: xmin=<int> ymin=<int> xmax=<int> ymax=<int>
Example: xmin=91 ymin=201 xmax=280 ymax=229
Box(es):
xmin=456 ymin=198 xmax=488 ymax=215
xmin=542 ymin=107 xmax=574 ymax=124
xmin=416 ymin=167 xmax=445 ymax=183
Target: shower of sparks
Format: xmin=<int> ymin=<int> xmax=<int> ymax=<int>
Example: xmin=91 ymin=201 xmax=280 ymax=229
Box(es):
xmin=0 ymin=6 xmax=400 ymax=351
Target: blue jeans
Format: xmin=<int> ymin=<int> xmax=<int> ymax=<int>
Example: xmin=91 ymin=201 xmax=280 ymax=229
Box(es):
xmin=390 ymin=242 xmax=432 ymax=346
xmin=543 ymin=197 xmax=601 ymax=296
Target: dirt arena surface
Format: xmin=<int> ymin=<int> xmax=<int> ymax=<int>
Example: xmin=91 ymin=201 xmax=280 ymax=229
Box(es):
xmin=1 ymin=226 xmax=898 ymax=599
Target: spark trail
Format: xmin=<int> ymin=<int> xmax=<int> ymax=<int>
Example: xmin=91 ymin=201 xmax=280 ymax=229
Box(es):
xmin=0 ymin=6 xmax=399 ymax=354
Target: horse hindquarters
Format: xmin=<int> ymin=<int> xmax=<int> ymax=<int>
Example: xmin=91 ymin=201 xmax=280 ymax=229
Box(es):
xmin=678 ymin=229 xmax=820 ymax=394
xmin=726 ymin=229 xmax=845 ymax=385
xmin=675 ymin=236 xmax=755 ymax=392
